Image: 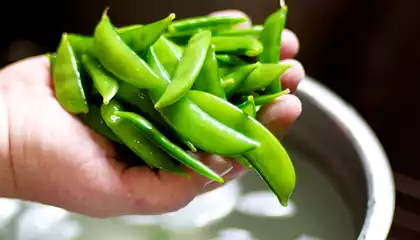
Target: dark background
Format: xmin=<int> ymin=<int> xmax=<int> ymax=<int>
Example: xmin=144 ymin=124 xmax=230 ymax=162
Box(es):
xmin=0 ymin=0 xmax=419 ymax=238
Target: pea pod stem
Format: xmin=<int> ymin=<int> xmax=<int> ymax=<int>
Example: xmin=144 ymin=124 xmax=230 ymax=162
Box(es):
xmin=114 ymin=111 xmax=224 ymax=183
xmin=254 ymin=88 xmax=290 ymax=106
xmin=187 ymin=90 xmax=295 ymax=206
xmin=237 ymin=95 xmax=257 ymax=118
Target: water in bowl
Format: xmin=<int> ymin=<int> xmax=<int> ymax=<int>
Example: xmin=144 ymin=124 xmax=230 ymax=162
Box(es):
xmin=0 ymin=150 xmax=355 ymax=240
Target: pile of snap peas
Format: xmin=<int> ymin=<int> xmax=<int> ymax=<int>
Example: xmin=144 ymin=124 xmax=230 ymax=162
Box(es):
xmin=49 ymin=0 xmax=295 ymax=207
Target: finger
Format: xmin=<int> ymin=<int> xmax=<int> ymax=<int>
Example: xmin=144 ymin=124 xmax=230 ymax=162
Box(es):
xmin=119 ymin=153 xmax=233 ymax=215
xmin=201 ymin=160 xmax=248 ymax=193
xmin=209 ymin=10 xmax=252 ymax=29
xmin=256 ymin=94 xmax=302 ymax=138
xmin=280 ymin=59 xmax=305 ymax=93
xmin=280 ymin=29 xmax=300 ymax=60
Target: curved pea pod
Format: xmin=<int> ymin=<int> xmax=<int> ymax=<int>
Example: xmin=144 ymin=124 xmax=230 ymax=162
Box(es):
xmin=93 ymin=12 xmax=162 ymax=90
xmin=223 ymin=63 xmax=260 ymax=98
xmin=101 ymin=99 xmax=185 ymax=174
xmin=214 ymin=25 xmax=263 ymax=37
xmin=114 ymin=111 xmax=224 ymax=183
xmin=81 ymin=54 xmax=119 ymax=104
xmin=237 ymin=95 xmax=256 ymax=118
xmin=79 ymin=105 xmax=121 ymax=143
xmin=151 ymin=36 xmax=183 ymax=77
xmin=146 ymin=45 xmax=260 ymax=156
xmin=254 ymin=89 xmax=290 ymax=106
xmin=155 ymin=30 xmax=212 ymax=109
xmin=211 ymin=36 xmax=263 ymax=57
xmin=194 ymin=45 xmax=226 ymax=99
xmin=235 ymin=63 xmax=292 ymax=94
xmin=168 ymin=15 xmax=248 ymax=32
xmin=116 ymin=82 xmax=197 ymax=153
xmin=215 ymin=54 xmax=247 ymax=67
xmin=187 ymin=90 xmax=295 ymax=206
xmin=53 ymin=33 xmax=89 ymax=114
xmin=122 ymin=13 xmax=175 ymax=54
xmin=258 ymin=1 xmax=288 ymax=94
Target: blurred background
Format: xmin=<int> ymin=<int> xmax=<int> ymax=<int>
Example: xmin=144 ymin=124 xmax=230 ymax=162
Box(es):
xmin=0 ymin=0 xmax=418 ymax=238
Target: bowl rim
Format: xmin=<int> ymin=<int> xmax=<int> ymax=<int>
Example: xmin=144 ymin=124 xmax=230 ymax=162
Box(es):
xmin=296 ymin=76 xmax=395 ymax=240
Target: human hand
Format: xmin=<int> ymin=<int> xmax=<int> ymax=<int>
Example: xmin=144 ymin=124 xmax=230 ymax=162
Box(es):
xmin=0 ymin=10 xmax=305 ymax=218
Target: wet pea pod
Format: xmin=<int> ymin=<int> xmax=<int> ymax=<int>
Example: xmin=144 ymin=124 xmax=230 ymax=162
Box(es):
xmin=155 ymin=30 xmax=212 ymax=109
xmin=187 ymin=90 xmax=295 ymax=206
xmin=101 ymin=99 xmax=185 ymax=174
xmin=114 ymin=111 xmax=224 ymax=183
xmin=258 ymin=0 xmax=288 ymax=94
xmin=53 ymin=33 xmax=89 ymax=114
xmin=222 ymin=63 xmax=260 ymax=98
xmin=79 ymin=104 xmax=121 ymax=143
xmin=116 ymin=82 xmax=197 ymax=152
xmin=146 ymin=44 xmax=260 ymax=155
xmin=211 ymin=36 xmax=263 ymax=57
xmin=81 ymin=54 xmax=119 ymax=104
xmin=234 ymin=63 xmax=292 ymax=95
xmin=168 ymin=15 xmax=248 ymax=33
xmin=193 ymin=44 xmax=226 ymax=99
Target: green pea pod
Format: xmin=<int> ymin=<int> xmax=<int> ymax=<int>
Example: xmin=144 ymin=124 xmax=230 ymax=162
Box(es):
xmin=223 ymin=63 xmax=260 ymax=97
xmin=254 ymin=89 xmax=290 ymax=106
xmin=67 ymin=34 xmax=96 ymax=57
xmin=122 ymin=13 xmax=175 ymax=54
xmin=211 ymin=36 xmax=263 ymax=57
xmin=155 ymin=30 xmax=212 ymax=109
xmin=114 ymin=111 xmax=224 ymax=183
xmin=194 ymin=45 xmax=226 ymax=99
xmin=235 ymin=63 xmax=292 ymax=94
xmin=101 ymin=99 xmax=185 ymax=174
xmin=233 ymin=155 xmax=253 ymax=169
xmin=151 ymin=37 xmax=183 ymax=77
xmin=218 ymin=67 xmax=230 ymax=77
xmin=53 ymin=33 xmax=89 ymax=114
xmin=216 ymin=54 xmax=248 ymax=67
xmin=93 ymin=11 xmax=163 ymax=90
xmin=81 ymin=54 xmax=119 ymax=104
xmin=117 ymin=24 xmax=143 ymax=33
xmin=237 ymin=95 xmax=256 ymax=118
xmin=146 ymin=45 xmax=260 ymax=155
xmin=214 ymin=25 xmax=263 ymax=37
xmin=116 ymin=82 xmax=197 ymax=153
xmin=79 ymin=105 xmax=121 ymax=143
xmin=168 ymin=15 xmax=248 ymax=32
xmin=258 ymin=1 xmax=288 ymax=94
xmin=187 ymin=90 xmax=295 ymax=206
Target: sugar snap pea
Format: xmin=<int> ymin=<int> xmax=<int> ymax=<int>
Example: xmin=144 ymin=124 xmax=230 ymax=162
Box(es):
xmin=168 ymin=15 xmax=248 ymax=32
xmin=101 ymin=99 xmax=185 ymax=174
xmin=258 ymin=0 xmax=288 ymax=94
xmin=237 ymin=95 xmax=256 ymax=118
xmin=115 ymin=111 xmax=224 ymax=182
xmin=216 ymin=54 xmax=248 ymax=67
xmin=187 ymin=90 xmax=295 ymax=206
xmin=150 ymin=37 xmax=183 ymax=77
xmin=79 ymin=104 xmax=121 ymax=143
xmin=194 ymin=44 xmax=226 ymax=99
xmin=122 ymin=13 xmax=175 ymax=54
xmin=223 ymin=63 xmax=260 ymax=97
xmin=155 ymin=30 xmax=212 ymax=109
xmin=93 ymin=11 xmax=165 ymax=90
xmin=235 ymin=63 xmax=292 ymax=94
xmin=214 ymin=25 xmax=263 ymax=37
xmin=81 ymin=54 xmax=119 ymax=104
xmin=116 ymin=82 xmax=197 ymax=152
xmin=254 ymin=89 xmax=290 ymax=106
xmin=211 ymin=36 xmax=263 ymax=57
xmin=233 ymin=155 xmax=253 ymax=169
xmin=53 ymin=33 xmax=89 ymax=114
xmin=146 ymin=44 xmax=261 ymax=155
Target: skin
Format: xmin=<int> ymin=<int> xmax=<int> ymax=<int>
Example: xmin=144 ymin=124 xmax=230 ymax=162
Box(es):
xmin=0 ymin=10 xmax=304 ymax=218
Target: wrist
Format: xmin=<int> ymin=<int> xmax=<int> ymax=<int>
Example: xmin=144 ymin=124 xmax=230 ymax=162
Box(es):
xmin=0 ymin=84 xmax=15 ymax=198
